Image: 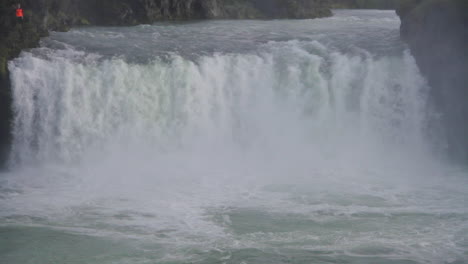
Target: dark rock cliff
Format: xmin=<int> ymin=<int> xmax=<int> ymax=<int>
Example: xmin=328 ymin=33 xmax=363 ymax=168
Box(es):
xmin=0 ymin=0 xmax=331 ymax=167
xmin=397 ymin=0 xmax=468 ymax=162
xmin=86 ymin=0 xmax=332 ymax=23
xmin=330 ymin=0 xmax=399 ymax=9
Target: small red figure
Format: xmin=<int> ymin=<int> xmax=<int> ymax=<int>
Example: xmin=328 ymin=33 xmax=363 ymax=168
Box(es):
xmin=16 ymin=4 xmax=23 ymax=19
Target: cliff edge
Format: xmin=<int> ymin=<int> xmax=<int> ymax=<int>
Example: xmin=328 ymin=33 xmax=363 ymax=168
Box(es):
xmin=397 ymin=0 xmax=468 ymax=161
xmin=330 ymin=0 xmax=399 ymax=9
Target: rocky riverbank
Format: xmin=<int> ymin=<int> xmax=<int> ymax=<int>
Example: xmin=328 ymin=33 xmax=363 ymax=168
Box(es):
xmin=397 ymin=0 xmax=468 ymax=161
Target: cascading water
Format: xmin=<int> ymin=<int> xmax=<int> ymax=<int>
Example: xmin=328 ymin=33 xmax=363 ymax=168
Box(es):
xmin=1 ymin=10 xmax=467 ymax=264
xmin=9 ymin=42 xmax=428 ymax=165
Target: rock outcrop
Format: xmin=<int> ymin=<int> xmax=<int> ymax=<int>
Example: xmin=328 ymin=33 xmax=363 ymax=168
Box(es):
xmin=329 ymin=0 xmax=399 ymax=9
xmin=397 ymin=0 xmax=468 ymax=161
xmin=0 ymin=0 xmax=332 ymax=167
xmin=85 ymin=0 xmax=332 ymax=23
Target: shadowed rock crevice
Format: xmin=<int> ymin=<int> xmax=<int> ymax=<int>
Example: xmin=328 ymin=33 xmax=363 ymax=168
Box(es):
xmin=397 ymin=0 xmax=468 ymax=161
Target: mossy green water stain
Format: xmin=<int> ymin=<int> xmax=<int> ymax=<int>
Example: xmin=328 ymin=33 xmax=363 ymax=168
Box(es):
xmin=0 ymin=57 xmax=7 ymax=78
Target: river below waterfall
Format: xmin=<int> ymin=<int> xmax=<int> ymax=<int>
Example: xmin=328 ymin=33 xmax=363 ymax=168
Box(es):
xmin=1 ymin=10 xmax=467 ymax=264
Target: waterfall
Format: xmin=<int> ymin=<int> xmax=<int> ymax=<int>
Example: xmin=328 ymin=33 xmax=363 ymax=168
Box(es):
xmin=8 ymin=41 xmax=429 ymax=166
xmin=2 ymin=12 xmax=467 ymax=264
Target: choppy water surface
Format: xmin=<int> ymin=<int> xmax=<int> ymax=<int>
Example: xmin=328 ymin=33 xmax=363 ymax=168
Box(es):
xmin=1 ymin=10 xmax=467 ymax=264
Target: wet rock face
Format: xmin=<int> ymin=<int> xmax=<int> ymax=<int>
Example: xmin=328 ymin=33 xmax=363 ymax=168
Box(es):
xmin=329 ymin=0 xmax=399 ymax=9
xmin=80 ymin=0 xmax=331 ymax=23
xmin=397 ymin=0 xmax=468 ymax=161
xmin=0 ymin=0 xmax=43 ymax=167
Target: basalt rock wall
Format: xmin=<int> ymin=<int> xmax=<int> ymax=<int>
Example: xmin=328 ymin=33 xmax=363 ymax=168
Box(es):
xmin=329 ymin=0 xmax=399 ymax=9
xmin=397 ymin=0 xmax=468 ymax=162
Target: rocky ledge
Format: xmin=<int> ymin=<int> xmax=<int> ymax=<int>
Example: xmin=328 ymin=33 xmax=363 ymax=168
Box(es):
xmin=397 ymin=0 xmax=468 ymax=161
xmin=330 ymin=0 xmax=399 ymax=9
